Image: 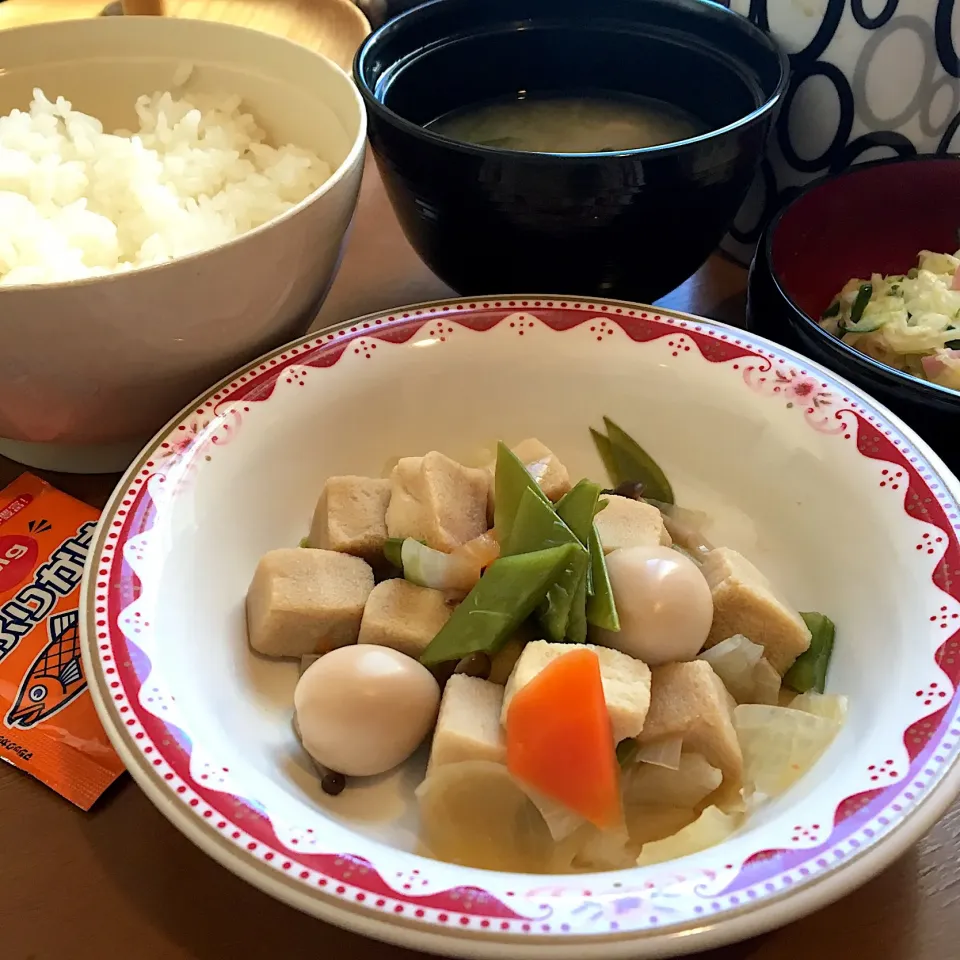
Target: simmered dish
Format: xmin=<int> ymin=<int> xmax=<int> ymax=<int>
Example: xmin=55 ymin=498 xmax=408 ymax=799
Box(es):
xmin=426 ymin=93 xmax=705 ymax=153
xmin=246 ymin=422 xmax=845 ymax=871
xmin=819 ymin=248 xmax=960 ymax=389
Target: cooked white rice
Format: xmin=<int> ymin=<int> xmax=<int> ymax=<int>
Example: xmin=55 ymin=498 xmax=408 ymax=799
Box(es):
xmin=0 ymin=88 xmax=332 ymax=286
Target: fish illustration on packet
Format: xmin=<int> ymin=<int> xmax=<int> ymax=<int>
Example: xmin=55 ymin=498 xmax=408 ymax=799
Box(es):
xmin=0 ymin=473 xmax=124 ymax=810
xmin=7 ymin=610 xmax=86 ymax=729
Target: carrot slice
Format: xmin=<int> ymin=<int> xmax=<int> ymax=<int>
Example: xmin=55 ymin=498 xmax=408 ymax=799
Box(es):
xmin=506 ymin=647 xmax=622 ymax=831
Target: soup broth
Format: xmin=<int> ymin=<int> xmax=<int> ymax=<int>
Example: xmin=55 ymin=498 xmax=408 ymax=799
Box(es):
xmin=427 ymin=92 xmax=705 ymax=153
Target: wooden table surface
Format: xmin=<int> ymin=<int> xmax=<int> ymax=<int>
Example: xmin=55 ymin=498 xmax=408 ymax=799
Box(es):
xmin=0 ymin=5 xmax=958 ymax=956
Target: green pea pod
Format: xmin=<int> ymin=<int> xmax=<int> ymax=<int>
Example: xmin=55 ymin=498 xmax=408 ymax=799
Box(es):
xmin=494 ymin=441 xmax=550 ymax=544
xmin=603 ymin=417 xmax=674 ymax=505
xmin=783 ymin=612 xmax=836 ymax=694
xmin=586 ymin=523 xmax=620 ymax=632
xmin=590 ymin=428 xmax=620 ymax=486
xmin=565 ymin=569 xmax=589 ymax=643
xmin=556 ymin=479 xmax=601 ymax=545
xmin=556 ymin=479 xmax=601 ymax=598
xmin=616 ymin=738 xmax=638 ymax=766
xmin=502 ymin=487 xmax=589 ymax=642
xmin=419 ymin=544 xmax=578 ymax=666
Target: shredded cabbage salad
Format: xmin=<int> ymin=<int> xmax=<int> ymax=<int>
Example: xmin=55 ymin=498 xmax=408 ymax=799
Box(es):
xmin=819 ymin=248 xmax=960 ymax=389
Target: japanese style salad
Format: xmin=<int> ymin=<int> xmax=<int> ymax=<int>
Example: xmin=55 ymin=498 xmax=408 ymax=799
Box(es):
xmin=819 ymin=248 xmax=960 ymax=389
xmin=246 ymin=422 xmax=845 ymax=872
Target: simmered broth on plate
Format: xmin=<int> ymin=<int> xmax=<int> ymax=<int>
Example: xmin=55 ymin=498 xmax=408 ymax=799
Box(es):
xmin=426 ymin=92 xmax=706 ymax=153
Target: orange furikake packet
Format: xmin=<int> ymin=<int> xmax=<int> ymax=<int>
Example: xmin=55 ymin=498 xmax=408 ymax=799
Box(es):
xmin=0 ymin=473 xmax=124 ymax=809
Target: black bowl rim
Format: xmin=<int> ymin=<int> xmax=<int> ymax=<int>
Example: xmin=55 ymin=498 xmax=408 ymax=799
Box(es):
xmin=761 ymin=152 xmax=960 ymax=410
xmin=352 ymin=0 xmax=789 ymax=163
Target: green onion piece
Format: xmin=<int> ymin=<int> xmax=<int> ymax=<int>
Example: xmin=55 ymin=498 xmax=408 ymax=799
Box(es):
xmin=821 ymin=301 xmax=841 ymax=320
xmin=783 ymin=612 xmax=836 ymax=694
xmin=616 ymin=739 xmax=638 ymax=766
xmin=494 ymin=441 xmax=550 ymax=545
xmin=602 ymin=417 xmax=674 ymax=505
xmin=419 ymin=544 xmax=578 ymax=666
xmin=586 ymin=523 xmax=620 ymax=632
xmin=849 ymin=283 xmax=873 ymax=327
xmin=383 ymin=536 xmax=405 ymax=568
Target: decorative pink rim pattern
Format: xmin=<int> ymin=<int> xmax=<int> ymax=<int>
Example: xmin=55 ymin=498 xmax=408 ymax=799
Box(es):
xmin=82 ymin=299 xmax=960 ymax=948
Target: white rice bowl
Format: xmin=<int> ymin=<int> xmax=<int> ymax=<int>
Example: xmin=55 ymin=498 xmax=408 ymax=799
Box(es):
xmin=0 ymin=82 xmax=332 ymax=285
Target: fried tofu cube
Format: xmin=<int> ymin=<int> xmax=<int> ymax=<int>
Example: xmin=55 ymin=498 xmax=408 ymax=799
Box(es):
xmin=485 ymin=438 xmax=572 ymax=517
xmin=701 ymin=547 xmax=811 ymax=674
xmin=358 ymin=579 xmax=451 ymax=659
xmin=594 ymin=496 xmax=671 ymax=554
xmin=246 ymin=548 xmax=373 ymax=657
xmin=639 ymin=660 xmax=742 ymax=802
xmin=428 ymin=675 xmax=506 ymax=772
xmin=307 ymin=476 xmax=391 ymax=563
xmin=501 ymin=640 xmax=651 ymax=742
xmin=386 ymin=451 xmax=490 ymax=552
xmin=509 ymin=438 xmax=572 ymax=502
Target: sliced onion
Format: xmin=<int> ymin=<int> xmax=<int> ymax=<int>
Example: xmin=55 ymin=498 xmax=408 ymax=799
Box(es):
xmin=790 ymin=691 xmax=849 ymax=725
xmin=634 ymin=735 xmax=684 ymax=770
xmin=570 ymin=824 xmax=634 ymax=871
xmin=734 ymin=704 xmax=841 ymax=801
xmin=751 ymin=658 xmax=782 ymax=706
xmin=400 ymin=538 xmax=480 ymax=592
xmin=699 ymin=635 xmax=763 ymax=702
xmin=453 ymin=531 xmax=500 ymax=570
xmin=416 ymin=760 xmax=554 ymax=872
xmin=625 ymin=805 xmax=699 ymax=851
xmin=646 ymin=499 xmax=714 ymax=558
xmin=516 ymin=783 xmax=584 ymax=842
xmin=624 ymin=752 xmax=722 ymax=808
xmin=635 ymin=806 xmax=740 ymax=866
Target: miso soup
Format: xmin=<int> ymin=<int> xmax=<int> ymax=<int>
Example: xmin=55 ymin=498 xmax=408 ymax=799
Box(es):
xmin=427 ymin=92 xmax=706 ymax=153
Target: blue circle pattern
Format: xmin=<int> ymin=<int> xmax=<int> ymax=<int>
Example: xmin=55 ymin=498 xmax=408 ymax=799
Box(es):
xmin=727 ymin=0 xmax=960 ymax=249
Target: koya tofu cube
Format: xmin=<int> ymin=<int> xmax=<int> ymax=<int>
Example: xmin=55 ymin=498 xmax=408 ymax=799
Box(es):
xmin=595 ymin=496 xmax=671 ymax=554
xmin=701 ymin=547 xmax=811 ymax=674
xmin=308 ymin=476 xmax=391 ymax=563
xmin=386 ymin=451 xmax=490 ymax=552
xmin=509 ymin=438 xmax=572 ymax=503
xmin=246 ymin=548 xmax=373 ymax=657
xmin=485 ymin=438 xmax=572 ymax=517
xmin=501 ymin=640 xmax=651 ymax=742
xmin=428 ymin=675 xmax=506 ymax=772
xmin=358 ymin=579 xmax=451 ymax=659
xmin=639 ymin=660 xmax=742 ymax=802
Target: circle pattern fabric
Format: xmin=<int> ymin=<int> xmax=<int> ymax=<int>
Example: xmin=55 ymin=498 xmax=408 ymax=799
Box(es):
xmin=721 ymin=0 xmax=960 ymax=264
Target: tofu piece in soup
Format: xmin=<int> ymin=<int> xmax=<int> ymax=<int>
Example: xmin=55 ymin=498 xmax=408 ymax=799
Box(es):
xmin=358 ymin=579 xmax=452 ymax=659
xmin=501 ymin=640 xmax=651 ymax=742
xmin=246 ymin=548 xmax=373 ymax=657
xmin=594 ymin=496 xmax=671 ymax=554
xmin=701 ymin=547 xmax=812 ymax=674
xmin=639 ymin=660 xmax=743 ymax=803
xmin=386 ymin=451 xmax=490 ymax=552
xmin=428 ymin=675 xmax=506 ymax=772
xmin=308 ymin=476 xmax=391 ymax=563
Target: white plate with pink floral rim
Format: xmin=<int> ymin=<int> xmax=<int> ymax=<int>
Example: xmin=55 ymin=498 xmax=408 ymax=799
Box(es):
xmin=80 ymin=297 xmax=960 ymax=958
